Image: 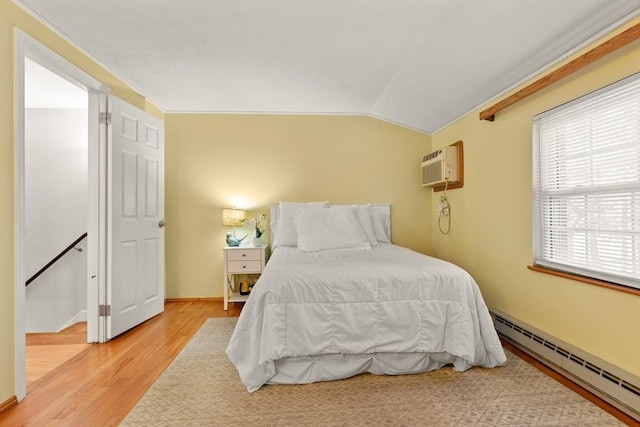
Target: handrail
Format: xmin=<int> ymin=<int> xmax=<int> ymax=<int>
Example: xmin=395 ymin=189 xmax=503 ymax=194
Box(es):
xmin=26 ymin=232 xmax=88 ymax=287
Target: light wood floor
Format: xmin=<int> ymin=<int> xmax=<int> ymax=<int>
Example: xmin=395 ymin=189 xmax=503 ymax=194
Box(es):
xmin=0 ymin=300 xmax=634 ymax=426
xmin=26 ymin=322 xmax=91 ymax=386
xmin=0 ymin=300 xmax=242 ymax=426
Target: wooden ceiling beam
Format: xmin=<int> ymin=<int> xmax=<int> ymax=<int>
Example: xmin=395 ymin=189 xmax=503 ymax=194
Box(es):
xmin=479 ymin=21 xmax=640 ymax=122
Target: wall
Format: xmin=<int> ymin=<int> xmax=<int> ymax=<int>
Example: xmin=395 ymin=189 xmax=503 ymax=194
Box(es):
xmin=431 ymin=19 xmax=640 ymax=376
xmin=25 ymin=239 xmax=87 ymax=332
xmin=0 ymin=0 xmax=163 ymax=404
xmin=25 ymin=108 xmax=88 ymax=332
xmin=165 ymin=114 xmax=432 ymax=298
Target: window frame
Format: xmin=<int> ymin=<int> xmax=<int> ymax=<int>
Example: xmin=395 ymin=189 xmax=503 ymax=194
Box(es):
xmin=531 ymin=73 xmax=640 ymax=292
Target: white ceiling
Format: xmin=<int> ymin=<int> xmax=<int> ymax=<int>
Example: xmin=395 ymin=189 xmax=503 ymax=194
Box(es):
xmin=16 ymin=0 xmax=640 ymax=134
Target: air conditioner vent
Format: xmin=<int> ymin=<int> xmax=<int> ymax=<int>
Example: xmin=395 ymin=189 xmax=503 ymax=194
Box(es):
xmin=423 ymin=150 xmax=443 ymax=162
xmin=421 ymin=146 xmax=458 ymax=187
xmin=492 ymin=310 xmax=640 ymax=421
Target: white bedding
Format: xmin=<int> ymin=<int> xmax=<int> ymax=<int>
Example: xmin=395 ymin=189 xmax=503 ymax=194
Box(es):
xmin=226 ymin=244 xmax=507 ymax=392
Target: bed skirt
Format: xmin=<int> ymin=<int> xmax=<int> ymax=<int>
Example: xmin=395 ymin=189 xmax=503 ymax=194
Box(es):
xmin=268 ymin=351 xmax=477 ymax=386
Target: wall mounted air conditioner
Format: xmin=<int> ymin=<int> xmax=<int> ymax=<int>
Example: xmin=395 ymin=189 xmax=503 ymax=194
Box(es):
xmin=421 ymin=146 xmax=459 ymax=187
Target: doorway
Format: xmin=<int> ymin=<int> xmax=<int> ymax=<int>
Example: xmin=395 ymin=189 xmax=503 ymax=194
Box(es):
xmin=15 ymin=29 xmax=166 ymax=401
xmin=23 ymin=57 xmax=91 ymax=386
xmin=24 ymin=57 xmax=89 ymax=334
xmin=14 ymin=30 xmax=108 ymax=400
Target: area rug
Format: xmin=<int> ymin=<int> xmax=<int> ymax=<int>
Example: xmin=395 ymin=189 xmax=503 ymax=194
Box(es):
xmin=121 ymin=318 xmax=623 ymax=426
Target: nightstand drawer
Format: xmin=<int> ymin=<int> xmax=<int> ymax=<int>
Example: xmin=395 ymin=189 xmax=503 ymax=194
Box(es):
xmin=227 ymin=249 xmax=262 ymax=261
xmin=223 ymin=245 xmax=269 ymax=311
xmin=227 ymin=260 xmax=262 ymax=273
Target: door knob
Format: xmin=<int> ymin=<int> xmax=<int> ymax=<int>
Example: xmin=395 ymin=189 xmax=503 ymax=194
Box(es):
xmin=159 ymin=219 xmax=166 ymax=228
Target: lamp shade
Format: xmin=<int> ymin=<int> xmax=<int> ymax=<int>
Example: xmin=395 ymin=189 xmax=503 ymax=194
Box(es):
xmin=222 ymin=208 xmax=245 ymax=226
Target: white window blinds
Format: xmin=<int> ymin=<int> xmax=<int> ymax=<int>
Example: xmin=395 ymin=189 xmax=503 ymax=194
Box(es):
xmin=532 ymin=73 xmax=640 ymax=290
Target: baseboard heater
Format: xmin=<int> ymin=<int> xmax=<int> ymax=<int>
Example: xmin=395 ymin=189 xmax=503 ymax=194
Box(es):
xmin=491 ymin=310 xmax=640 ymax=421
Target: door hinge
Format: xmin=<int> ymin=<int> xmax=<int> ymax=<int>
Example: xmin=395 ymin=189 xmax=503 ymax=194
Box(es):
xmin=99 ymin=112 xmax=112 ymax=125
xmin=99 ymin=304 xmax=111 ymax=317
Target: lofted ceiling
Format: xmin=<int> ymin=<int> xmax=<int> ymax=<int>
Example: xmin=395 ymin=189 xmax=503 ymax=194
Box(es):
xmin=16 ymin=0 xmax=640 ymax=134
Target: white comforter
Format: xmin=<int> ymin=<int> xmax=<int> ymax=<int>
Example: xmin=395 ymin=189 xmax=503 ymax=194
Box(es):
xmin=226 ymin=244 xmax=507 ymax=392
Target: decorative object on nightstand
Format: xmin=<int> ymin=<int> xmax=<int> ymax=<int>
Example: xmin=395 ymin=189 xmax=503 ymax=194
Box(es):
xmin=222 ymin=208 xmax=247 ymax=246
xmin=223 ymin=245 xmax=269 ymax=310
xmin=242 ymin=213 xmax=268 ymax=247
xmin=239 ymin=280 xmax=250 ymax=295
xmin=226 ymin=232 xmax=247 ymax=247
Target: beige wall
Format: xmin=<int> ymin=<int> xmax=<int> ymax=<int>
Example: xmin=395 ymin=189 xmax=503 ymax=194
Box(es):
xmin=431 ymin=20 xmax=640 ymax=376
xmin=0 ymin=0 xmax=162 ymax=404
xmin=4 ymin=0 xmax=636 ymax=409
xmin=165 ymin=114 xmax=432 ymax=298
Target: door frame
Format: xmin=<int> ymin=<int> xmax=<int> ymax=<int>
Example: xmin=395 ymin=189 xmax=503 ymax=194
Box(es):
xmin=14 ymin=30 xmax=110 ymax=400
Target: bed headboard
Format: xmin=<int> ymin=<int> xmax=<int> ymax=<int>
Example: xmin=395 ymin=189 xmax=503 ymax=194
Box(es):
xmin=269 ymin=203 xmax=391 ymax=250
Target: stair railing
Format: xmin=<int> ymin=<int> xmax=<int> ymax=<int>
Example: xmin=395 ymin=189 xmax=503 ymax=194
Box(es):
xmin=25 ymin=232 xmax=88 ymax=286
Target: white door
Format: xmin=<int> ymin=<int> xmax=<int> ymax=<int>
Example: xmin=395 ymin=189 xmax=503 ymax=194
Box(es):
xmin=108 ymin=96 xmax=164 ymax=339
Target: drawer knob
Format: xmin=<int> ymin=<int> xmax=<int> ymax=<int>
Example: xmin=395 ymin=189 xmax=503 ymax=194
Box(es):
xmin=242 ymin=265 xmax=246 ymax=269
xmin=242 ymin=253 xmax=246 ymax=257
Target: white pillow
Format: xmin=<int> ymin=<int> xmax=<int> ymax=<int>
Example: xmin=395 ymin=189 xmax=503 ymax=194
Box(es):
xmin=295 ymin=206 xmax=371 ymax=252
xmin=370 ymin=206 xmax=391 ymax=243
xmin=353 ymin=205 xmax=378 ymax=245
xmin=272 ymin=201 xmax=329 ymax=247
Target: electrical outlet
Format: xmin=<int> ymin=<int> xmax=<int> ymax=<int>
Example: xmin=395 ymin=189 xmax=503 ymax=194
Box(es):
xmin=437 ymin=198 xmax=450 ymax=216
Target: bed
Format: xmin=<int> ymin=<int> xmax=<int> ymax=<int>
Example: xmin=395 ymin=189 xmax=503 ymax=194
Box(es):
xmin=226 ymin=202 xmax=507 ymax=392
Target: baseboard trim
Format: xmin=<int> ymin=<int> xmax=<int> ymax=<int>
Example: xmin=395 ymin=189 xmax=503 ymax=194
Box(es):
xmin=500 ymin=339 xmax=638 ymax=425
xmin=57 ymin=309 xmax=88 ymax=332
xmin=0 ymin=396 xmax=18 ymax=415
xmin=165 ymin=297 xmax=223 ymax=302
xmin=492 ymin=310 xmax=640 ymax=422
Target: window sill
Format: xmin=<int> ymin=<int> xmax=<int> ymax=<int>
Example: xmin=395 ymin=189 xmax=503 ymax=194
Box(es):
xmin=527 ymin=265 xmax=640 ymax=297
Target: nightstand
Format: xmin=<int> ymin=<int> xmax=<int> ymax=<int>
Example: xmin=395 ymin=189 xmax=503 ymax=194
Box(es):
xmin=223 ymin=245 xmax=269 ymax=310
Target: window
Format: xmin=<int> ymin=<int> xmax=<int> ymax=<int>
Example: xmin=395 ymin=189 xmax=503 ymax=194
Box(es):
xmin=532 ymin=73 xmax=640 ymax=290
